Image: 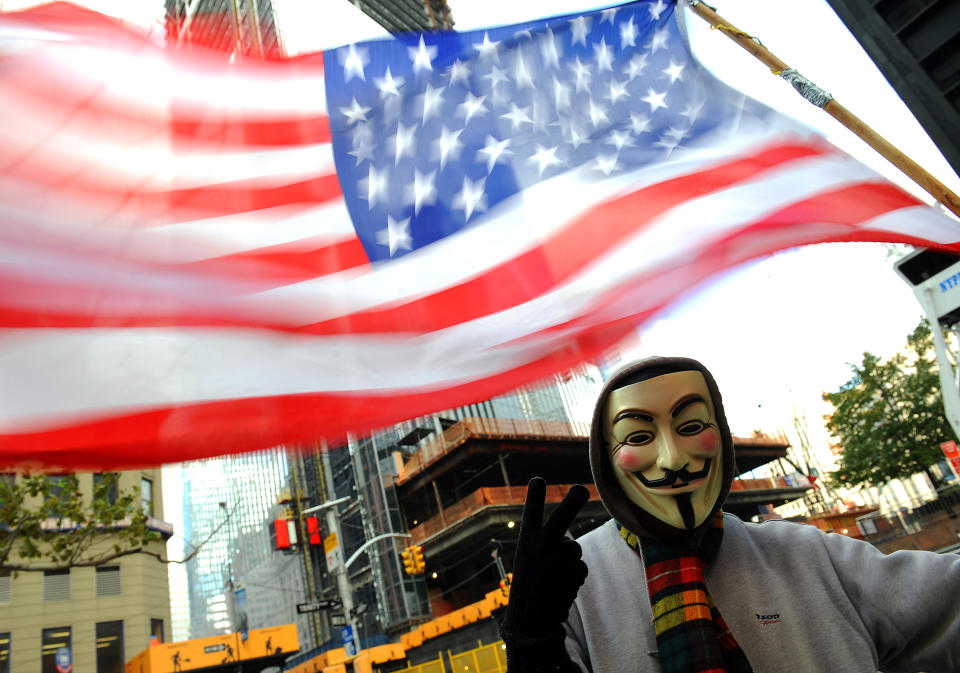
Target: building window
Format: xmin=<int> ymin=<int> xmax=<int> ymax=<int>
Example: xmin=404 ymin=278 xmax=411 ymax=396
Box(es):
xmin=44 ymin=474 xmax=71 ymax=517
xmin=141 ymin=477 xmax=154 ymax=517
xmin=0 ymin=474 xmax=13 ymax=507
xmin=93 ymin=473 xmax=119 ymax=506
xmin=42 ymin=569 xmax=70 ymax=602
xmin=150 ymin=619 xmax=164 ymax=644
xmin=95 ymin=566 xmax=121 ymax=597
xmin=0 ymin=571 xmax=10 ymax=604
xmin=41 ymin=627 xmax=71 ymax=673
xmin=95 ymin=621 xmax=123 ymax=673
xmin=0 ymin=632 xmax=9 ymax=673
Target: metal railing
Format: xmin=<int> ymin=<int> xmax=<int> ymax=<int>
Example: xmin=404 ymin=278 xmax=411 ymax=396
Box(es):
xmin=449 ymin=642 xmax=506 ymax=673
xmin=856 ymin=487 xmax=960 ymax=549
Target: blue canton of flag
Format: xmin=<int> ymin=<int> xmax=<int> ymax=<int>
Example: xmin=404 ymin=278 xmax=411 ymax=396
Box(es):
xmin=324 ymin=0 xmax=781 ymax=263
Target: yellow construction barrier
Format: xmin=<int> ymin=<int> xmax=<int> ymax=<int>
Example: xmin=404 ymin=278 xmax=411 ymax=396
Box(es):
xmin=126 ymin=624 xmax=298 ymax=673
xmin=387 ymin=654 xmax=446 ymax=673
xmin=449 ymin=642 xmax=506 ymax=673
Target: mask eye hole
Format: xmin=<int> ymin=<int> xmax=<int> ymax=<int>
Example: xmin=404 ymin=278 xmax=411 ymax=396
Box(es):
xmin=676 ymin=420 xmax=707 ymax=436
xmin=623 ymin=430 xmax=654 ymax=446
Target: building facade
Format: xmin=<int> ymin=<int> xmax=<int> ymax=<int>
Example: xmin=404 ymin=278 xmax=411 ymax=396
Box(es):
xmin=177 ymin=447 xmax=291 ymax=639
xmin=0 ymin=469 xmax=171 ymax=673
xmin=281 ymin=369 xmax=604 ymax=670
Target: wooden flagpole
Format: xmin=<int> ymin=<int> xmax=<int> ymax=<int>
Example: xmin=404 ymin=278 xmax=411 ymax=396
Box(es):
xmin=687 ymin=0 xmax=960 ymax=220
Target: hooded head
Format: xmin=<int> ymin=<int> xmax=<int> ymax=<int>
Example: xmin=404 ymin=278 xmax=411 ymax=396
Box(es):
xmin=589 ymin=356 xmax=735 ymax=543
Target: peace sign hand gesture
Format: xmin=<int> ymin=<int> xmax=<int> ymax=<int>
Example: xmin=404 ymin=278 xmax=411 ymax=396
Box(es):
xmin=501 ymin=477 xmax=590 ymax=642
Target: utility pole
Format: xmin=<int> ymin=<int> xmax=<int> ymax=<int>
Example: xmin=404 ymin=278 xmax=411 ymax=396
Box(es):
xmin=317 ymin=444 xmax=359 ymax=651
xmin=290 ymin=457 xmax=322 ymax=649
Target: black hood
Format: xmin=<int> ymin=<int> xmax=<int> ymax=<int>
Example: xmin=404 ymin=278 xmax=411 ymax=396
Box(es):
xmin=589 ymin=356 xmax=736 ymax=543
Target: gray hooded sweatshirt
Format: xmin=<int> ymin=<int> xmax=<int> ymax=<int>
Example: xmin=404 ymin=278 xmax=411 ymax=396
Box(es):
xmin=563 ymin=356 xmax=960 ymax=672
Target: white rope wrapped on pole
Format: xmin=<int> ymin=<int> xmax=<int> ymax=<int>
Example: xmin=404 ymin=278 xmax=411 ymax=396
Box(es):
xmin=686 ymin=0 xmax=960 ymax=219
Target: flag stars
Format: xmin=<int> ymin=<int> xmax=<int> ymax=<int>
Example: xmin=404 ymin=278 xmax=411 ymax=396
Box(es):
xmin=554 ymin=77 xmax=572 ymax=111
xmin=629 ymin=112 xmax=652 ymax=134
xmin=340 ymin=98 xmax=371 ymax=125
xmin=501 ymin=103 xmax=534 ymax=131
xmin=600 ymin=7 xmax=618 ymax=24
xmin=513 ymin=52 xmax=535 ymax=89
xmin=606 ymin=79 xmax=629 ymax=104
xmin=663 ymin=126 xmax=689 ymax=143
xmin=340 ymin=44 xmax=369 ymax=82
xmin=434 ymin=126 xmax=464 ymax=169
xmin=484 ymin=65 xmax=510 ymax=92
xmin=620 ymin=16 xmax=638 ymax=49
xmin=587 ymin=98 xmax=609 ymax=127
xmin=452 ymin=176 xmax=487 ymax=221
xmin=570 ymin=16 xmax=591 ymax=46
xmin=374 ymin=66 xmax=404 ymax=98
xmin=473 ymin=32 xmax=501 ymax=63
xmin=540 ymin=28 xmax=561 ymax=69
xmin=606 ymin=129 xmax=634 ymax=151
xmin=649 ymin=0 xmax=668 ymax=20
xmin=457 ymin=92 xmax=488 ymax=123
xmin=409 ymin=35 xmax=438 ymax=73
xmin=447 ymin=59 xmax=471 ymax=86
xmin=420 ymin=83 xmax=444 ymax=122
xmin=654 ymin=135 xmax=681 ymax=155
xmin=663 ymin=60 xmax=685 ymax=84
xmin=375 ymin=215 xmax=412 ymax=256
xmin=528 ymin=145 xmax=561 ymax=177
xmin=478 ymin=135 xmax=512 ymax=174
xmin=646 ymin=27 xmax=670 ymax=53
xmin=625 ymin=53 xmax=648 ymax=80
xmin=392 ymin=122 xmax=416 ymax=164
xmin=681 ymin=99 xmax=706 ymax=123
xmin=594 ymin=154 xmax=620 ymax=176
xmin=359 ymin=165 xmax=389 ymax=209
xmin=406 ymin=169 xmax=438 ymax=214
xmin=571 ymin=57 xmax=592 ymax=92
xmin=593 ymin=37 xmax=614 ymax=72
xmin=642 ymin=88 xmax=668 ymax=113
xmin=348 ymin=131 xmax=375 ymax=166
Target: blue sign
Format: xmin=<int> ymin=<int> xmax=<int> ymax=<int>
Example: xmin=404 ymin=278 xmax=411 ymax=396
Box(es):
xmin=341 ymin=625 xmax=356 ymax=656
xmin=55 ymin=647 xmax=72 ymax=673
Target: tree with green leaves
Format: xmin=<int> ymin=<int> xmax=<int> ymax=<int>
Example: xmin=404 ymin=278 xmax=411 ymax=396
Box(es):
xmin=0 ymin=472 xmax=161 ymax=573
xmin=823 ymin=320 xmax=956 ymax=488
xmin=0 ymin=472 xmax=228 ymax=574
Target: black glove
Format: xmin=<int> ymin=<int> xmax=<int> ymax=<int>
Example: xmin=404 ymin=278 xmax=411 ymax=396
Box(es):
xmin=499 ymin=477 xmax=589 ymax=673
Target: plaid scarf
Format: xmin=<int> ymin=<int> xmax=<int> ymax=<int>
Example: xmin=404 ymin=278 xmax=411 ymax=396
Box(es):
xmin=618 ymin=513 xmax=752 ymax=673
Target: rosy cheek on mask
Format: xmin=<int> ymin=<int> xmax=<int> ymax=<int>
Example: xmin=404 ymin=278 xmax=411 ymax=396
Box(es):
xmin=615 ymin=449 xmax=645 ymax=472
xmin=698 ymin=428 xmax=720 ymax=454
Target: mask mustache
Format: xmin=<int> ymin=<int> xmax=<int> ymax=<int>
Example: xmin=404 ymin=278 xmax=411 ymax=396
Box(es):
xmin=636 ymin=457 xmax=712 ymax=488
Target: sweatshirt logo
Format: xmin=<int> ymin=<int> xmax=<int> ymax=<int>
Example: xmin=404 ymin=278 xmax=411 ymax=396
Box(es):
xmin=755 ymin=613 xmax=782 ymax=625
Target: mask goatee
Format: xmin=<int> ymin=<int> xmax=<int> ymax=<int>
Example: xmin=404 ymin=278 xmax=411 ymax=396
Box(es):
xmin=676 ymin=493 xmax=696 ymax=530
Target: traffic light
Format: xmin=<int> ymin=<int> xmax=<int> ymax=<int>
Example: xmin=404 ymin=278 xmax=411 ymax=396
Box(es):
xmin=411 ymin=545 xmax=425 ymax=573
xmin=401 ymin=546 xmax=417 ymax=575
xmin=402 ymin=545 xmax=425 ymax=574
xmin=499 ymin=572 xmax=513 ymax=596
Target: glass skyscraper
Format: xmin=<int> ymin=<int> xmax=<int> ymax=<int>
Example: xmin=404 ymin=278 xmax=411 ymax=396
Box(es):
xmin=177 ymin=448 xmax=291 ymax=638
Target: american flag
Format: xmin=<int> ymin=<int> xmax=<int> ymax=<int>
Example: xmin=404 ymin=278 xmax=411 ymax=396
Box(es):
xmin=1 ymin=1 xmax=958 ymax=468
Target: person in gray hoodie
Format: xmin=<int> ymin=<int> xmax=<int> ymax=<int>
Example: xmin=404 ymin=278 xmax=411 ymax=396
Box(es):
xmin=498 ymin=356 xmax=960 ymax=673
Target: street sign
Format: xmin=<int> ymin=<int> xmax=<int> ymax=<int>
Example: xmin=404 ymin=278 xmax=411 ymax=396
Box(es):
xmin=341 ymin=625 xmax=356 ymax=657
xmin=297 ymin=599 xmax=341 ymax=614
xmin=330 ymin=612 xmax=347 ymax=627
xmin=325 ymin=533 xmax=342 ymax=572
xmin=941 ymin=441 xmax=960 ymax=478
xmin=55 ymin=647 xmax=72 ymax=673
